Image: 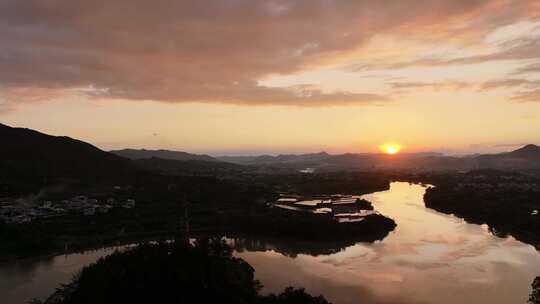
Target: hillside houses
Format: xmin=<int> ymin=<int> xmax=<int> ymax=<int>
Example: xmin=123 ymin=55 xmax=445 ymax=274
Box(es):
xmin=453 ymin=174 xmax=540 ymax=193
xmin=0 ymin=196 xmax=136 ymax=225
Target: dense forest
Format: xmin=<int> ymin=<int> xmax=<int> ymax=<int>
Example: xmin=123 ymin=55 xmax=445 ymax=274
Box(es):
xmin=423 ymin=171 xmax=540 ymax=250
xmin=31 ymin=239 xmax=331 ymax=304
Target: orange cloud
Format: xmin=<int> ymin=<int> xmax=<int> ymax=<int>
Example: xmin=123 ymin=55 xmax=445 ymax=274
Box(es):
xmin=0 ymin=0 xmax=539 ymax=106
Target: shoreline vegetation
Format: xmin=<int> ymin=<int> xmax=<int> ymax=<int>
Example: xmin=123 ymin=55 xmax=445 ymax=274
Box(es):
xmin=30 ymin=239 xmax=333 ymax=304
xmin=0 ymin=172 xmax=394 ymax=262
xmin=0 ymin=211 xmax=396 ymax=264
xmin=3 ymin=169 xmax=540 ymax=262
xmin=0 ymin=211 xmax=397 ymax=264
xmin=4 ymin=169 xmax=540 ymax=262
xmin=4 ymin=171 xmax=540 ymax=303
xmin=420 ymin=170 xmax=540 ymax=250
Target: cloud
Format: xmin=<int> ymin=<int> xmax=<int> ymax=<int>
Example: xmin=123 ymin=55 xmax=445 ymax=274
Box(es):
xmin=388 ymin=81 xmax=473 ymax=91
xmin=480 ymin=79 xmax=538 ymax=90
xmin=388 ymin=79 xmax=540 ymax=91
xmin=513 ymin=62 xmax=540 ymax=74
xmin=0 ymin=86 xmax=74 ymax=113
xmin=511 ymin=88 xmax=540 ymax=102
xmin=346 ymin=38 xmax=540 ymax=72
xmin=346 ymin=17 xmax=540 ymax=73
xmin=1 ymin=0 xmax=539 ymax=107
xmin=387 ymin=78 xmax=540 ymax=102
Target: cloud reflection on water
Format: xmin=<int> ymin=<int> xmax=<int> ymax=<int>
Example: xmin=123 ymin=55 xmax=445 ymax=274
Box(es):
xmin=235 ymin=182 xmax=540 ymax=304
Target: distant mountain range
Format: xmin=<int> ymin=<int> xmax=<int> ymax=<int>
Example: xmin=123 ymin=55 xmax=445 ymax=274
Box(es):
xmin=134 ymin=157 xmax=243 ymax=175
xmin=111 ymin=149 xmax=216 ymax=162
xmin=217 ymin=146 xmax=540 ymax=171
xmin=217 ymin=152 xmax=331 ymax=165
xmin=1 ymin=123 xmax=539 ymax=180
xmin=0 ymin=124 xmax=249 ymax=184
xmin=474 ymin=144 xmax=540 ymax=170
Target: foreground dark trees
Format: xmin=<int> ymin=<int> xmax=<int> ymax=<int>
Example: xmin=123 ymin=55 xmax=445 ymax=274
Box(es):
xmin=531 ymin=277 xmax=540 ymax=304
xmin=34 ymin=239 xmax=331 ymax=304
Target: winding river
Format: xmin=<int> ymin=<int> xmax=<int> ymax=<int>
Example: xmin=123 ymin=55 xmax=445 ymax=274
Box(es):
xmin=2 ymin=182 xmax=540 ymax=304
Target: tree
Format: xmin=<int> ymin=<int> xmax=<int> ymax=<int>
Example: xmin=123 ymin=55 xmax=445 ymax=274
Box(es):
xmin=39 ymin=239 xmax=331 ymax=304
xmin=531 ymin=277 xmax=540 ymax=304
xmin=260 ymin=287 xmax=330 ymax=304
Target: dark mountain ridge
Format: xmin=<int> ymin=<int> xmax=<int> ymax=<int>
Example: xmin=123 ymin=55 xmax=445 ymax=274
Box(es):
xmin=2 ymin=122 xmax=538 ymax=177
xmin=0 ymin=123 xmax=133 ymax=180
xmin=111 ymin=148 xmax=216 ymax=162
xmin=474 ymin=144 xmax=540 ymax=170
xmin=134 ymin=157 xmax=244 ymax=175
xmin=218 ymin=145 xmax=540 ymax=171
xmin=507 ymin=144 xmax=540 ymax=159
xmin=217 ymin=152 xmax=330 ymax=165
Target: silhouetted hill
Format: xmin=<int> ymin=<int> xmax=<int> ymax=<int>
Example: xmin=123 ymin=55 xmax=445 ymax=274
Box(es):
xmin=135 ymin=157 xmax=245 ymax=175
xmin=219 ymin=146 xmax=540 ymax=172
xmin=218 ymin=152 xmax=330 ymax=165
xmin=217 ymin=155 xmax=259 ymax=164
xmin=254 ymin=152 xmax=331 ymax=164
xmin=508 ymin=144 xmax=540 ymax=159
xmin=474 ymin=144 xmax=540 ymax=170
xmin=0 ymin=123 xmax=133 ymax=180
xmin=323 ymin=153 xmax=473 ymax=171
xmin=111 ymin=149 xmax=216 ymax=162
xmin=3 ymin=123 xmax=539 ymax=182
xmin=220 ymin=151 xmax=469 ymax=171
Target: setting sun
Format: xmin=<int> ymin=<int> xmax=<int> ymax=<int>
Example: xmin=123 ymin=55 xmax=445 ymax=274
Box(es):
xmin=380 ymin=143 xmax=402 ymax=155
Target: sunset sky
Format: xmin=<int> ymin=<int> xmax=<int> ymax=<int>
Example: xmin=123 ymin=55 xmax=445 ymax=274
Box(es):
xmin=1 ymin=0 xmax=540 ymax=155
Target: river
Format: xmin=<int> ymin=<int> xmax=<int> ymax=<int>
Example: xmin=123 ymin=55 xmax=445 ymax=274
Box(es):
xmin=2 ymin=182 xmax=540 ymax=304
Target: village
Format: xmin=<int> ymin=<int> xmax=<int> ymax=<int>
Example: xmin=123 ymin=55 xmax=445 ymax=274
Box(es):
xmin=0 ymin=196 xmax=136 ymax=225
xmin=453 ymin=175 xmax=540 ymax=192
xmin=273 ymin=194 xmax=379 ymax=223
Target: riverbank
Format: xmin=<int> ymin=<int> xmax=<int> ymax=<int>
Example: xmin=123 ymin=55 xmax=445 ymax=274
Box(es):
xmin=0 ymin=202 xmax=396 ymax=263
xmin=1 ymin=171 xmax=392 ymax=261
xmin=422 ymin=171 xmax=540 ymax=250
xmin=34 ymin=240 xmax=332 ymax=304
xmin=0 ymin=210 xmax=396 ymax=264
xmin=4 ymin=182 xmax=540 ymax=304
